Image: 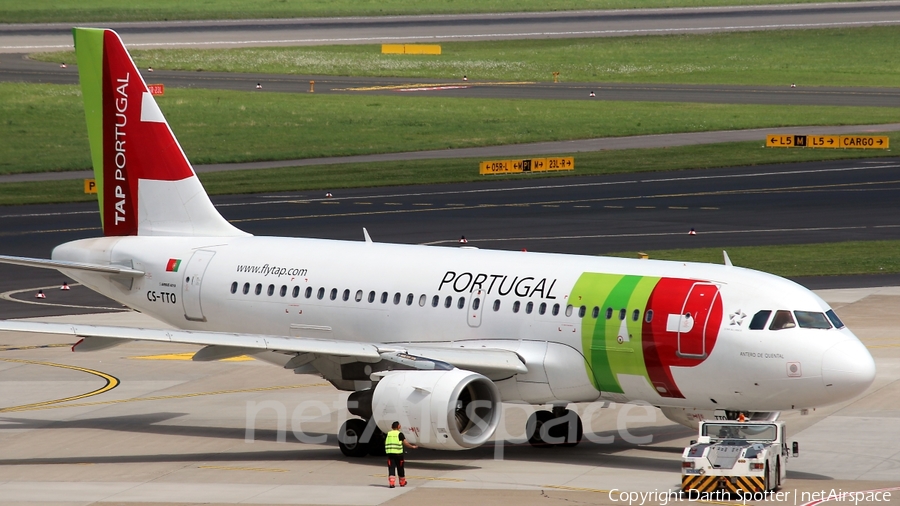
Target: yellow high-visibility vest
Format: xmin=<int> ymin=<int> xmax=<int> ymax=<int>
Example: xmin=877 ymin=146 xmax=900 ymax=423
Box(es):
xmin=385 ymin=430 xmax=403 ymax=454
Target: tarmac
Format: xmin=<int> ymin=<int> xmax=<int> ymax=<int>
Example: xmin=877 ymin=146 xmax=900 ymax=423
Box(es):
xmin=0 ymin=285 xmax=898 ymax=505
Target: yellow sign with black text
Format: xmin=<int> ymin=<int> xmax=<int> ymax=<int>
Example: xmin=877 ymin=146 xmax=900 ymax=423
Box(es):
xmin=480 ymin=157 xmax=574 ymax=175
xmin=767 ymin=134 xmax=889 ymax=149
xmin=84 ymin=179 xmax=97 ymax=194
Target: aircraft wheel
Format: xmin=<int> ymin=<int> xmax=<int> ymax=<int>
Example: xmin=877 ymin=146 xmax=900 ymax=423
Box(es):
xmin=367 ymin=423 xmax=386 ymax=456
xmin=553 ymin=409 xmax=584 ymax=448
xmin=338 ymin=419 xmax=369 ymax=458
xmin=526 ymin=410 xmax=554 ymax=448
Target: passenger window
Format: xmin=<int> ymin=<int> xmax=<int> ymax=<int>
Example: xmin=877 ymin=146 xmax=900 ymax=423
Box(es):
xmin=381 ymin=292 xmax=388 ymax=304
xmin=512 ymin=301 xmax=520 ymax=313
xmin=795 ymin=311 xmax=832 ymax=329
xmin=230 ymin=282 xmax=238 ymax=294
xmin=406 ymin=293 xmax=414 ymax=306
xmin=606 ymin=307 xmax=613 ymax=320
xmin=356 ymin=290 xmax=363 ymax=302
xmin=317 ymin=287 xmax=324 ymax=300
xmin=619 ymin=308 xmax=626 ymax=320
xmin=632 ymin=309 xmax=640 ymax=322
xmin=578 ymin=306 xmax=586 ymax=318
xmin=457 ymin=297 xmax=465 ymax=309
xmin=525 ymin=301 xmax=534 ymax=314
xmin=472 ymin=298 xmax=481 ymax=310
xmin=538 ymin=302 xmax=547 ymax=315
xmin=419 ymin=294 xmax=426 ymax=307
xmin=592 ymin=306 xmax=600 ymax=319
xmin=645 ymin=309 xmax=653 ymax=323
xmin=432 ymin=295 xmax=439 ymax=307
xmin=342 ymin=289 xmax=350 ymax=301
xmin=749 ymin=310 xmax=771 ymax=330
xmin=769 ymin=310 xmax=796 ymax=330
xmin=826 ymin=309 xmax=845 ymax=329
xmin=393 ymin=292 xmax=401 ymax=305
xmin=444 ymin=296 xmax=452 ymax=308
xmin=305 ymin=286 xmax=312 ymax=298
xmin=267 ymin=284 xmax=275 ymax=296
xmin=280 ymin=285 xmax=287 ymax=297
xmin=329 ymin=288 xmax=337 ymax=300
xmin=243 ymin=282 xmax=250 ymax=295
xmin=554 ymin=304 xmax=561 ymax=316
xmin=493 ymin=299 xmax=500 ymax=311
xmin=368 ymin=291 xmax=376 ymax=303
xmin=292 ymin=286 xmax=300 ymax=298
xmin=255 ymin=283 xmax=262 ymax=295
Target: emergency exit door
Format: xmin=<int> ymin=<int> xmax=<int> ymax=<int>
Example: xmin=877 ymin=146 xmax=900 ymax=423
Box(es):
xmin=181 ymin=250 xmax=216 ymax=322
xmin=675 ymin=282 xmax=720 ymax=359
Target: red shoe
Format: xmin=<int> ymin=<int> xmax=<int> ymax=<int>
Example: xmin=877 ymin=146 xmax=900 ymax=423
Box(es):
xmin=389 ymin=476 xmax=396 ymax=488
xmin=399 ymin=477 xmax=407 ymax=487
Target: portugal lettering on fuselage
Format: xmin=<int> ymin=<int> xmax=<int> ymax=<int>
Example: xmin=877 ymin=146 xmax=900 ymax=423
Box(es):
xmin=439 ymin=271 xmax=557 ymax=299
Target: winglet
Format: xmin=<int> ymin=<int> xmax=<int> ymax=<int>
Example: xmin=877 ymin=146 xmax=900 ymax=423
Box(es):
xmin=363 ymin=227 xmax=373 ymax=243
xmin=723 ymin=250 xmax=733 ymax=267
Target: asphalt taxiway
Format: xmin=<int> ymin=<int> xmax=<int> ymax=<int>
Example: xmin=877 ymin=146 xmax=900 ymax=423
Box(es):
xmin=3 ymin=1 xmax=900 ymax=53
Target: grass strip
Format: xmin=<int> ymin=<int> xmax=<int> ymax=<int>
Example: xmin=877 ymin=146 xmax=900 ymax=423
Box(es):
xmin=2 ymin=83 xmax=898 ymax=175
xmin=0 ymin=0 xmax=848 ymax=24
xmin=608 ymin=241 xmax=900 ymax=277
xmin=35 ymin=26 xmax=900 ymax=87
xmin=2 ymin=137 xmax=897 ymax=206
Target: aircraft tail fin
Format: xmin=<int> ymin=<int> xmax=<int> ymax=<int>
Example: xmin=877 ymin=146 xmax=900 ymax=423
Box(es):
xmin=73 ymin=28 xmax=247 ymax=238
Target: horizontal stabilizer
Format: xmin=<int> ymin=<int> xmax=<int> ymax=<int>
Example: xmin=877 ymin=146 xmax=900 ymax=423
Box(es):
xmin=0 ymin=255 xmax=144 ymax=277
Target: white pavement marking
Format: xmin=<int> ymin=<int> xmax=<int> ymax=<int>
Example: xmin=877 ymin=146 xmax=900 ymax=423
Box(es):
xmin=421 ymin=225 xmax=875 ymax=246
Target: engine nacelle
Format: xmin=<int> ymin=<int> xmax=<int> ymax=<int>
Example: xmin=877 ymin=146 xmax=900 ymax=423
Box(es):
xmin=660 ymin=406 xmax=779 ymax=429
xmin=370 ymin=369 xmax=501 ymax=450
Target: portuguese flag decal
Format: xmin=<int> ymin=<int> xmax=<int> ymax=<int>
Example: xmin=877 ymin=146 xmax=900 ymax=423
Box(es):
xmin=166 ymin=259 xmax=182 ymax=272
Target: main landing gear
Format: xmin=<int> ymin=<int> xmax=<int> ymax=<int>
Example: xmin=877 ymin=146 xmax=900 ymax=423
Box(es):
xmin=526 ymin=406 xmax=584 ymax=448
xmin=338 ymin=419 xmax=386 ymax=458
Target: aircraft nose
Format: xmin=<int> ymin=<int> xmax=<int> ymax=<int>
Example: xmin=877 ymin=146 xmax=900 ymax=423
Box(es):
xmin=822 ymin=339 xmax=876 ymax=400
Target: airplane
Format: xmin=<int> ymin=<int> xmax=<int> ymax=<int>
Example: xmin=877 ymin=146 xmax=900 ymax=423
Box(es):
xmin=0 ymin=28 xmax=876 ymax=457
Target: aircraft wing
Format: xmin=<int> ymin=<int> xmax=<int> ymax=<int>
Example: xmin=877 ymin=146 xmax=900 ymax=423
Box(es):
xmin=0 ymin=321 xmax=527 ymax=377
xmin=0 ymin=255 xmax=144 ymax=277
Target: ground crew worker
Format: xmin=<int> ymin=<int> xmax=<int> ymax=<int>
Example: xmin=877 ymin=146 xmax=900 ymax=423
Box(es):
xmin=385 ymin=421 xmax=417 ymax=488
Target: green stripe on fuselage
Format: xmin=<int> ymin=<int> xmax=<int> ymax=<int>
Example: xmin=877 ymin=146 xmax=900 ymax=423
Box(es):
xmin=571 ymin=273 xmax=658 ymax=393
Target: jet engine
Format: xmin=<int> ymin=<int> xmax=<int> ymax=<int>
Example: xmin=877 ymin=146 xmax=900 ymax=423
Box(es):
xmin=660 ymin=406 xmax=779 ymax=429
xmin=355 ymin=369 xmax=501 ymax=450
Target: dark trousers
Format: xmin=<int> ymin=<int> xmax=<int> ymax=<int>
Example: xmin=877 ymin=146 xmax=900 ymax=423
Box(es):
xmin=387 ymin=455 xmax=405 ymax=477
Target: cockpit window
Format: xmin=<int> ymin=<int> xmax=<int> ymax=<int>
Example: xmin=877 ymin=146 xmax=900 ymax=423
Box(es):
xmin=826 ymin=309 xmax=845 ymax=329
xmin=749 ymin=310 xmax=771 ymax=330
xmin=769 ymin=310 xmax=796 ymax=330
xmin=794 ymin=311 xmax=832 ymax=329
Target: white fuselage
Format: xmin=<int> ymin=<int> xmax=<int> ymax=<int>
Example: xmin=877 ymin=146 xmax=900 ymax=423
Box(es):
xmin=53 ymin=234 xmax=876 ymax=413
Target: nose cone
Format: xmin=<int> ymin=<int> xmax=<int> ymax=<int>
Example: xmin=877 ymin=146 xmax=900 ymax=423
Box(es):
xmin=822 ymin=340 xmax=876 ymax=401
